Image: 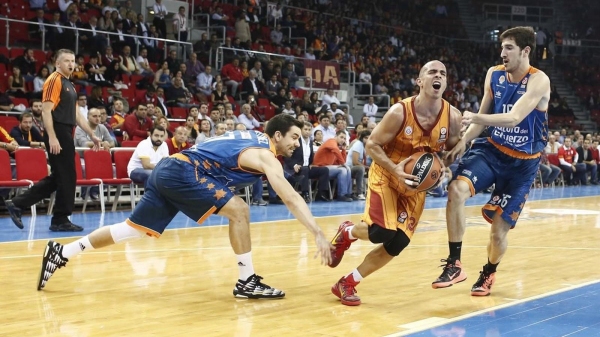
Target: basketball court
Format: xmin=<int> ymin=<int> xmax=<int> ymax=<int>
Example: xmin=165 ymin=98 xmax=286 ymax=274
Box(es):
xmin=1 ymin=186 xmax=599 ymax=336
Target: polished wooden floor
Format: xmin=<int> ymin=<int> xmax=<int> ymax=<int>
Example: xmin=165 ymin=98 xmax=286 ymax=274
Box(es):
xmin=1 ymin=196 xmax=600 ymax=336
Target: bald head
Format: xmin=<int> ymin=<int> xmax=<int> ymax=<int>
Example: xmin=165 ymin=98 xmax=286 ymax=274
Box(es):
xmin=419 ymin=60 xmax=446 ymax=78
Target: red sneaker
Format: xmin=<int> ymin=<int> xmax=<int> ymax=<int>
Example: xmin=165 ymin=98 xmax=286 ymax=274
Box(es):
xmin=328 ymin=221 xmax=357 ymax=268
xmin=471 ymin=271 xmax=496 ymax=296
xmin=331 ymin=275 xmax=361 ymax=306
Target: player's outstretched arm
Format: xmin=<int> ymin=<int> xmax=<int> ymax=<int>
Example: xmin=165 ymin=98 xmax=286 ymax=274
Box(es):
xmin=467 ymin=70 xmax=550 ymax=128
xmin=442 ymin=106 xmax=467 ymax=165
xmin=255 ymin=150 xmax=333 ymax=265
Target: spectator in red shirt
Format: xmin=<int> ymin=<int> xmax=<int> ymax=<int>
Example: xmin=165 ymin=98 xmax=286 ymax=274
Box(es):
xmin=166 ymin=126 xmax=191 ymax=155
xmin=122 ymin=104 xmax=153 ymax=141
xmin=221 ymin=58 xmax=244 ymax=98
xmin=313 ymin=130 xmax=353 ymax=201
xmin=557 ymin=137 xmax=586 ymax=185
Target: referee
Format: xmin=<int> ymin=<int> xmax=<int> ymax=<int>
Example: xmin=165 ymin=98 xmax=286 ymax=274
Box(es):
xmin=5 ymin=49 xmax=101 ymax=232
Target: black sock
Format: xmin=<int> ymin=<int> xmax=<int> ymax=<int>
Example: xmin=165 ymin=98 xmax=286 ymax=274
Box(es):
xmin=448 ymin=241 xmax=462 ymax=261
xmin=484 ymin=260 xmax=499 ymax=273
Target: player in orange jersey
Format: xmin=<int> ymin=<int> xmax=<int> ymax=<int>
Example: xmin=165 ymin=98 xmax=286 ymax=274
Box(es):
xmin=328 ymin=60 xmax=463 ymax=306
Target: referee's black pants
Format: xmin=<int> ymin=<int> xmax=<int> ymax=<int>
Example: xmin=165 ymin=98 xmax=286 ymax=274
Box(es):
xmin=13 ymin=123 xmax=76 ymax=225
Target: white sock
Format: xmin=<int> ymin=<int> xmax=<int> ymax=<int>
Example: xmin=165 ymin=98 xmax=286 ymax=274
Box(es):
xmin=348 ymin=269 xmax=363 ymax=282
xmin=346 ymin=226 xmax=356 ymax=240
xmin=236 ymin=252 xmax=255 ymax=281
xmin=61 ymin=236 xmax=94 ymax=259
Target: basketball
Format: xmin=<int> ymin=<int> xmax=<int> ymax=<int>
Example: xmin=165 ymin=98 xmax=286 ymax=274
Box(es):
xmin=404 ymin=152 xmax=443 ymax=191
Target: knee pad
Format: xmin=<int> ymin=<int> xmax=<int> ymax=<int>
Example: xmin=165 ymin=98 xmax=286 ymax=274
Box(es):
xmin=382 ymin=230 xmax=411 ymax=256
xmin=368 ymin=225 xmax=397 ymax=244
xmin=110 ymin=221 xmax=146 ymax=243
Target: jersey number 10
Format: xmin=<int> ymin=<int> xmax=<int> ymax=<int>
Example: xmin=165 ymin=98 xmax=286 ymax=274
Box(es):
xmin=502 ymin=104 xmax=514 ymax=113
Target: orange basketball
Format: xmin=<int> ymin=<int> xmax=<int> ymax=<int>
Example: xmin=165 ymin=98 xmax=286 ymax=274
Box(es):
xmin=404 ymin=152 xmax=443 ymax=192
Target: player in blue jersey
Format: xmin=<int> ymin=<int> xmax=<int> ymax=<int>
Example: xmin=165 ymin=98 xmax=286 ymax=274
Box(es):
xmin=432 ymin=26 xmax=550 ymax=296
xmin=36 ymin=114 xmax=333 ymax=299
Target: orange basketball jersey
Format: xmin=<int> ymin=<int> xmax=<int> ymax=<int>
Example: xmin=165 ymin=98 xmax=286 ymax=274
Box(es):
xmin=369 ymin=96 xmax=452 ymax=195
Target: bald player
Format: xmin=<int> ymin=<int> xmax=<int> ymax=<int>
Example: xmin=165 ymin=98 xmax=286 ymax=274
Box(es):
xmin=327 ymin=60 xmax=463 ymax=306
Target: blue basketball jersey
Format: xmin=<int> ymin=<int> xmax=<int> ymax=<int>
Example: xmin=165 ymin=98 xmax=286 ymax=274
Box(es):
xmin=487 ymin=65 xmax=548 ymax=157
xmin=181 ymin=130 xmax=275 ymax=189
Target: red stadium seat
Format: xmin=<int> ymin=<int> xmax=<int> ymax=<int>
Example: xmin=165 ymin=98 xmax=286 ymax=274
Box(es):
xmin=84 ymin=149 xmax=135 ymax=211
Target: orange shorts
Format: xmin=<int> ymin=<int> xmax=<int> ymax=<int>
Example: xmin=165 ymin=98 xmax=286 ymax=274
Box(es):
xmin=361 ymin=178 xmax=426 ymax=239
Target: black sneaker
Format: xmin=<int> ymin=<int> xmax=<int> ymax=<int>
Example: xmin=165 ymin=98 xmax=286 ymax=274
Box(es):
xmin=5 ymin=200 xmax=24 ymax=229
xmin=432 ymin=258 xmax=467 ymax=289
xmin=49 ymin=223 xmax=84 ymax=232
xmin=233 ymin=274 xmax=285 ymax=299
xmin=37 ymin=241 xmax=69 ymax=290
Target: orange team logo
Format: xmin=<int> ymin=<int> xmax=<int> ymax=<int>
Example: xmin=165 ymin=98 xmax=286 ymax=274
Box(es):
xmin=405 ymin=126 xmax=413 ymax=136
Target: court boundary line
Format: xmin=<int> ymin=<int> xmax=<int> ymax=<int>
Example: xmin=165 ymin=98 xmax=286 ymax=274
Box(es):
xmin=383 ymin=279 xmax=600 ymax=336
xmin=0 ymin=193 xmax=598 ymax=245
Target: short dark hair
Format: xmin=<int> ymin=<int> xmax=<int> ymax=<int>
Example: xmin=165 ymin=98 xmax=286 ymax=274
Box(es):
xmin=358 ymin=130 xmax=371 ymax=142
xmin=264 ymin=114 xmax=303 ymax=138
xmin=500 ymin=26 xmax=536 ymax=55
xmin=18 ymin=112 xmax=33 ymax=122
xmin=319 ymin=114 xmax=330 ymax=122
xmin=302 ymin=121 xmax=312 ymax=129
xmin=151 ymin=125 xmax=166 ymax=135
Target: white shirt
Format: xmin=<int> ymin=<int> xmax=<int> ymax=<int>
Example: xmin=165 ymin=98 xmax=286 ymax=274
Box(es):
xmin=78 ymin=105 xmax=88 ymax=120
xmin=359 ymin=72 xmax=371 ymax=83
xmin=136 ymin=55 xmax=150 ymax=69
xmin=153 ymin=4 xmax=168 ymax=19
xmin=346 ymin=140 xmax=365 ymax=167
xmin=363 ymin=103 xmax=378 ymax=122
xmin=544 ymin=141 xmax=561 ymax=154
xmin=238 ymin=113 xmax=260 ymax=130
xmin=313 ymin=125 xmax=336 ymax=142
xmin=301 ymin=137 xmax=311 ymax=166
xmin=173 ymin=13 xmax=187 ymax=31
xmin=322 ymin=93 xmax=340 ymax=108
xmin=282 ymin=108 xmax=295 ymax=116
xmin=127 ymin=138 xmax=169 ymax=176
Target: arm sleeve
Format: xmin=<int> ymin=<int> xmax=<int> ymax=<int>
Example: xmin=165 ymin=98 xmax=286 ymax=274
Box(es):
xmin=42 ymin=73 xmax=62 ymax=111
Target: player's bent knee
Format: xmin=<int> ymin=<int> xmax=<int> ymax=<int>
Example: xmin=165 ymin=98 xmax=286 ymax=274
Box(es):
xmin=368 ymin=225 xmax=397 ymax=244
xmin=110 ymin=221 xmax=146 ymax=243
xmin=382 ymin=230 xmax=410 ymax=256
xmin=219 ymin=196 xmax=249 ymax=222
xmin=448 ymin=179 xmax=471 ymax=200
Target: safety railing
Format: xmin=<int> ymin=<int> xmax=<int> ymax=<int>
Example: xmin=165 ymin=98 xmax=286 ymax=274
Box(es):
xmin=1 ymin=16 xmax=192 ymax=59
xmin=481 ymin=3 xmax=554 ymax=25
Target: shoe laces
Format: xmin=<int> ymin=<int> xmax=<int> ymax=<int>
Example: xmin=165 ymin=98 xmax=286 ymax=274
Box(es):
xmin=341 ymin=280 xmax=357 ymax=297
xmin=249 ymin=274 xmax=272 ymax=290
xmin=438 ymin=258 xmax=456 ymax=268
xmin=473 ymin=271 xmax=492 ymax=288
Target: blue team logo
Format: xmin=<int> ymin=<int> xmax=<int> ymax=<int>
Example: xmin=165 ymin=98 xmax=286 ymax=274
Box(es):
xmin=499 ymin=75 xmax=505 ymax=84
xmin=522 ymin=77 xmax=528 ymax=85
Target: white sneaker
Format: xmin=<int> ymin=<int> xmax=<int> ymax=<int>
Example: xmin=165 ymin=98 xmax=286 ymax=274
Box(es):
xmin=357 ymin=194 xmax=366 ymax=200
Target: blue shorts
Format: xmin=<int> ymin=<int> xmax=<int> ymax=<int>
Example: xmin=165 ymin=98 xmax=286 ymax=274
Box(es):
xmin=454 ymin=140 xmax=541 ymax=227
xmin=126 ymin=156 xmax=235 ymax=237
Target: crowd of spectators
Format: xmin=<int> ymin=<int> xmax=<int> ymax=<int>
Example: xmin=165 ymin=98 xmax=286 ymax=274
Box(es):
xmin=2 ymin=0 xmax=600 ymax=207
